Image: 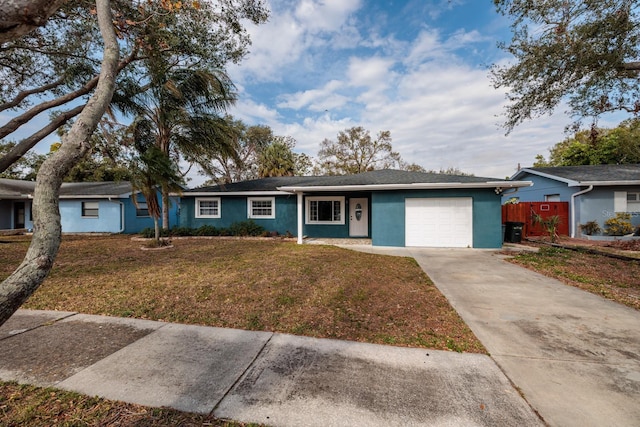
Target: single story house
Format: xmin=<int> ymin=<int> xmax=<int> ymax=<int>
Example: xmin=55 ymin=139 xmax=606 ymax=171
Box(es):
xmin=181 ymin=169 xmax=531 ymax=248
xmin=507 ymin=164 xmax=640 ymax=237
xmin=0 ymin=178 xmax=179 ymax=233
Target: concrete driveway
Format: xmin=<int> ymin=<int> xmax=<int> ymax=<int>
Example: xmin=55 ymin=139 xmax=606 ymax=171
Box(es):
xmin=403 ymin=248 xmax=640 ymax=427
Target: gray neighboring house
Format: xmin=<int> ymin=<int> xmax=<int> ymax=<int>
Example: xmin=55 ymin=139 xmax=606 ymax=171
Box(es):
xmin=509 ymin=164 xmax=640 ymax=237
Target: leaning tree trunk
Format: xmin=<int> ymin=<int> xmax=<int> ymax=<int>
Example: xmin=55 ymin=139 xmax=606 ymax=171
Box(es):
xmin=0 ymin=0 xmax=119 ymax=327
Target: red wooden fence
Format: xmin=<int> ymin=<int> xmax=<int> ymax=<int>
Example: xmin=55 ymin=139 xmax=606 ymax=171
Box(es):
xmin=502 ymin=202 xmax=570 ymax=237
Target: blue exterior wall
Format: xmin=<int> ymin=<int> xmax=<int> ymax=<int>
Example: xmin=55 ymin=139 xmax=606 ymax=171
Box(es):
xmin=577 ymin=186 xmax=640 ymax=232
xmin=122 ymin=194 xmax=180 ymax=233
xmin=60 ymin=199 xmax=123 ymax=233
xmin=505 ymin=174 xmax=576 ymax=202
xmin=371 ymin=189 xmax=503 ymax=248
xmin=180 ymin=195 xmax=298 ymax=235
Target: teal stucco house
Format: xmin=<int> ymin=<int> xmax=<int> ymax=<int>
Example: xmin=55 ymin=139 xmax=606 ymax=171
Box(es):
xmin=181 ymin=169 xmax=530 ymax=248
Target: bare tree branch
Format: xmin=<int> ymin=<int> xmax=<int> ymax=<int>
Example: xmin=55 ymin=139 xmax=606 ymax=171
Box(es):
xmin=0 ymin=104 xmax=84 ymax=173
xmin=0 ymin=76 xmax=65 ymax=113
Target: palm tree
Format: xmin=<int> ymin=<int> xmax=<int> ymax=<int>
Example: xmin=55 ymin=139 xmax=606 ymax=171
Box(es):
xmin=113 ymin=66 xmax=237 ymax=228
xmin=128 ymin=118 xmax=184 ymax=241
xmin=258 ymin=138 xmax=296 ymax=178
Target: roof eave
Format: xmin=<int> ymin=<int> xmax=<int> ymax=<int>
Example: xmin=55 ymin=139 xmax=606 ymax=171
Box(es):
xmin=278 ymin=181 xmax=533 ymax=192
xmin=185 ymin=191 xmax=291 ymax=196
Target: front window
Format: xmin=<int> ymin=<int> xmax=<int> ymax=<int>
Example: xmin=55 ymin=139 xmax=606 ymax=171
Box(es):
xmin=82 ymin=201 xmax=99 ymax=218
xmin=196 ymin=198 xmax=220 ymax=218
xmin=306 ymin=197 xmax=345 ymax=224
xmin=136 ymin=202 xmax=149 ymax=217
xmin=627 ymin=192 xmax=640 ymax=211
xmin=248 ymin=197 xmax=275 ymax=219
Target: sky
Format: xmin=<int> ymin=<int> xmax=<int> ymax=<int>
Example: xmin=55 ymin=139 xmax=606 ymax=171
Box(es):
xmin=216 ymin=0 xmax=617 ymax=185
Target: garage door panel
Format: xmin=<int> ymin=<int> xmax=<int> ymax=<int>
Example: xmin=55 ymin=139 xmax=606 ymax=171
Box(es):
xmin=405 ymin=198 xmax=472 ymax=247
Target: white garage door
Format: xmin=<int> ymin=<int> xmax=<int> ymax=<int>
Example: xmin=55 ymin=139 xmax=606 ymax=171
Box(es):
xmin=405 ymin=198 xmax=473 ymax=247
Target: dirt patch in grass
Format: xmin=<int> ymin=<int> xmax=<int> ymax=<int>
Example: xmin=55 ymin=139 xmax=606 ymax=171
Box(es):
xmin=1 ymin=235 xmax=484 ymax=353
xmin=0 ymin=381 xmax=252 ymax=427
xmin=505 ymin=244 xmax=640 ymax=310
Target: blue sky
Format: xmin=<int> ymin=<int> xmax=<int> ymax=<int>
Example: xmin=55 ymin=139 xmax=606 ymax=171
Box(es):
xmin=221 ymin=0 xmax=618 ymax=184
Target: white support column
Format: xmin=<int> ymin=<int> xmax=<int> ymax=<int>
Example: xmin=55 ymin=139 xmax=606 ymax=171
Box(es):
xmin=297 ymin=192 xmax=304 ymax=244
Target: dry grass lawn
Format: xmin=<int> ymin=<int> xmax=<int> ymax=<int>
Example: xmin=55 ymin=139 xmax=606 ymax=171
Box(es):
xmin=1 ymin=234 xmax=484 ymax=353
xmin=506 ymin=244 xmax=640 ymax=310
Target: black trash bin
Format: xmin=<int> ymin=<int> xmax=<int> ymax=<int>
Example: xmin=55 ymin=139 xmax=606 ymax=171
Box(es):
xmin=504 ymin=221 xmax=524 ymax=243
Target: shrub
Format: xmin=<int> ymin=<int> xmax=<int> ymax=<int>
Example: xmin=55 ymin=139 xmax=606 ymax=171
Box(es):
xmin=138 ymin=227 xmax=169 ymax=238
xmin=605 ymin=213 xmax=634 ymax=236
xmin=533 ymin=214 xmax=561 ymax=243
xmin=580 ymin=220 xmax=601 ymax=236
xmin=195 ymin=225 xmax=220 ymax=236
xmin=229 ymin=220 xmax=264 ymax=236
xmin=170 ymin=226 xmax=194 ymax=236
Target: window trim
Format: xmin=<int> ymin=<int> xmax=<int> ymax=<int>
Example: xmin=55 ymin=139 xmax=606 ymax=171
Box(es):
xmin=195 ymin=197 xmax=221 ymax=218
xmin=247 ymin=197 xmax=276 ymax=219
xmin=305 ymin=196 xmax=345 ymax=225
xmin=81 ymin=201 xmax=99 ymax=218
xmin=627 ymin=192 xmax=640 ymax=212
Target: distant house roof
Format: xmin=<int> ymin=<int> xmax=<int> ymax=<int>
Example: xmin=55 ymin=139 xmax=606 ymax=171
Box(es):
xmin=511 ymin=164 xmax=640 ymax=187
xmin=0 ymin=179 xmax=134 ymax=199
xmin=186 ymin=169 xmax=531 ymax=195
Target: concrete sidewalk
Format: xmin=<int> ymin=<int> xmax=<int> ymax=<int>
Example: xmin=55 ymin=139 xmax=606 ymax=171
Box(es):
xmin=0 ymin=309 xmax=541 ymax=426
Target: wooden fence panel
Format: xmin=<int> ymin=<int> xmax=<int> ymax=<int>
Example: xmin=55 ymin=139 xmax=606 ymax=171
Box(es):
xmin=502 ymin=202 xmax=569 ymax=237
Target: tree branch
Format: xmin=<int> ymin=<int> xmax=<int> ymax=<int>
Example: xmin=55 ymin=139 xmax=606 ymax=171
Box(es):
xmin=0 ymin=76 xmax=65 ymax=113
xmin=0 ymin=104 xmax=85 ymax=173
xmin=0 ymin=47 xmax=137 ymax=141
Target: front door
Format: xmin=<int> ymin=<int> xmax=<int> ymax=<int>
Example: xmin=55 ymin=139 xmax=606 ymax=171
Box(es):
xmin=349 ymin=198 xmax=368 ymax=237
xmin=14 ymin=202 xmax=25 ymax=229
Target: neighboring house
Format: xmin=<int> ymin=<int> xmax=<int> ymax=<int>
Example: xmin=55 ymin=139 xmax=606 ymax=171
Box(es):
xmin=508 ymin=164 xmax=640 ymax=237
xmin=0 ymin=179 xmax=179 ymax=233
xmin=181 ymin=169 xmax=530 ymax=248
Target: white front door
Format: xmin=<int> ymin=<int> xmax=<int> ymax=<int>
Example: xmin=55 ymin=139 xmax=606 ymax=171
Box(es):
xmin=349 ymin=198 xmax=368 ymax=237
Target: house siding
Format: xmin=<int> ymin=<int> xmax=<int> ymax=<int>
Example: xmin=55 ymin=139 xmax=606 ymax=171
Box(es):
xmin=371 ymin=189 xmax=502 ymax=248
xmin=122 ymin=195 xmax=180 ymax=234
xmin=578 ymin=186 xmax=640 ymax=232
xmin=60 ymin=200 xmax=123 ymax=233
xmin=506 ymin=174 xmax=576 ymax=202
xmin=180 ymin=195 xmax=298 ymax=235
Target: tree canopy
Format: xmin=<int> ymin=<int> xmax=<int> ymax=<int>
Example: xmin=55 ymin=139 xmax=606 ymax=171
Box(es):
xmin=492 ymin=0 xmax=640 ymax=132
xmin=0 ymin=0 xmax=269 ymax=174
xmin=534 ymin=119 xmax=640 ymax=166
xmin=315 ymin=126 xmax=424 ymax=175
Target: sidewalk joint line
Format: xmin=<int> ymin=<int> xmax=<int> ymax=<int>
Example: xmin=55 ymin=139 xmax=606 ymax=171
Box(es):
xmin=209 ymin=332 xmax=274 ymax=416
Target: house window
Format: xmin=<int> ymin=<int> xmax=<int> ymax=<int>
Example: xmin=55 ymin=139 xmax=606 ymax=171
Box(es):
xmin=545 ymin=194 xmax=560 ymax=202
xmin=195 ymin=198 xmax=221 ymax=218
xmin=248 ymin=197 xmax=275 ymax=219
xmin=136 ymin=202 xmax=150 ymax=217
xmin=82 ymin=201 xmax=99 ymax=218
xmin=627 ymin=192 xmax=640 ymax=212
xmin=306 ymin=196 xmax=345 ymax=224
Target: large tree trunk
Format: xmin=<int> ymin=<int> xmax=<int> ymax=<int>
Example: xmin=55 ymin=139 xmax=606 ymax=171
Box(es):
xmin=0 ymin=0 xmax=119 ymax=327
xmin=162 ymin=187 xmax=170 ymax=230
xmin=0 ymin=0 xmax=66 ymax=43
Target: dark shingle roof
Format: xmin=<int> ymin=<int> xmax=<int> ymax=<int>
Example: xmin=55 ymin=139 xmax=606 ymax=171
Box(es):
xmin=186 ymin=169 xmax=500 ymax=193
xmin=518 ymin=164 xmax=640 ymax=184
xmin=0 ymin=179 xmax=133 ymax=198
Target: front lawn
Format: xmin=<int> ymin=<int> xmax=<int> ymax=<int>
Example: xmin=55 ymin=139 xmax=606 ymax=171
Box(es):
xmin=1 ymin=235 xmax=484 ymax=353
xmin=506 ymin=245 xmax=640 ymax=310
